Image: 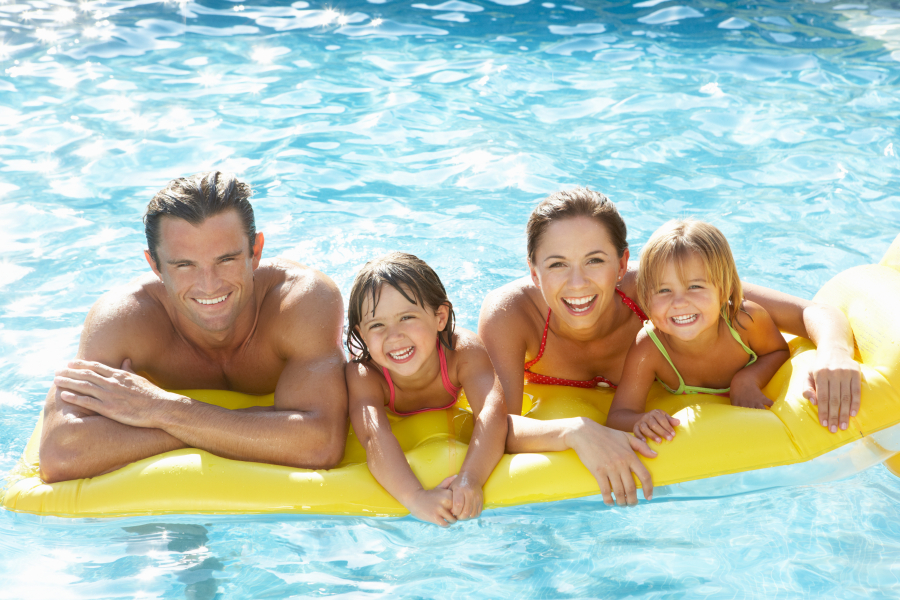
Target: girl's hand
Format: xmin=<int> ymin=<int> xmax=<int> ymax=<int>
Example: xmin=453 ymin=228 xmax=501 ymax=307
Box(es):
xmin=449 ymin=471 xmax=484 ymax=520
xmin=730 ymin=374 xmax=775 ymax=410
xmin=406 ymin=476 xmax=458 ymax=527
xmin=565 ymin=418 xmax=656 ymax=505
xmin=633 ymin=410 xmax=679 ymax=443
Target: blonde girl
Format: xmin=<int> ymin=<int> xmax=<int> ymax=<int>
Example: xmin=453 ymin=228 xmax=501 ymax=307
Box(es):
xmin=607 ymin=219 xmax=789 ymax=444
xmin=345 ymin=252 xmax=507 ymax=527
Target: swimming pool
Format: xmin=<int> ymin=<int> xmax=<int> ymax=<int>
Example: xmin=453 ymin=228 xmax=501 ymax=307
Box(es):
xmin=2 ymin=0 xmax=899 ymax=596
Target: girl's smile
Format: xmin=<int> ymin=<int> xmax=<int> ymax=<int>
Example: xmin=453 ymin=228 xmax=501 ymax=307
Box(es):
xmin=357 ymin=285 xmax=449 ymax=378
xmin=649 ymin=252 xmax=722 ymax=344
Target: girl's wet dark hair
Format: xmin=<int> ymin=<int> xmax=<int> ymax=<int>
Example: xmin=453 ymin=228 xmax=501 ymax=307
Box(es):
xmin=526 ymin=187 xmax=628 ymax=263
xmin=346 ymin=252 xmax=456 ymax=362
xmin=144 ymin=171 xmax=255 ymax=264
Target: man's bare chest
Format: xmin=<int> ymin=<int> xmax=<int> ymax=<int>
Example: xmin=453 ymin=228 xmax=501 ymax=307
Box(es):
xmin=136 ymin=342 xmax=285 ymax=395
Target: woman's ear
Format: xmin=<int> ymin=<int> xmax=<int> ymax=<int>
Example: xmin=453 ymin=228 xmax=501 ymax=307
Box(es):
xmin=528 ymin=258 xmax=541 ymax=289
xmin=617 ymin=248 xmax=630 ymax=283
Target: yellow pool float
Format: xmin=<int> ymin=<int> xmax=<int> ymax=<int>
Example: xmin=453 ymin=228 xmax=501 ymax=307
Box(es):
xmin=3 ymin=235 xmax=900 ymax=518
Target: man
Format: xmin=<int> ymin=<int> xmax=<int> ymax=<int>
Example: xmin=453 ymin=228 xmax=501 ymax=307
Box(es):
xmin=40 ymin=171 xmax=348 ymax=483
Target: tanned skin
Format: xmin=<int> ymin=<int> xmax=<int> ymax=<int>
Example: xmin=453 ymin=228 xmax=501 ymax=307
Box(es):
xmin=40 ymin=210 xmax=348 ymax=483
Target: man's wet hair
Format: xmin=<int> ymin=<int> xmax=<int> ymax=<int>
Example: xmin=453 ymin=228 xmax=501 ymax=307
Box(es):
xmin=144 ymin=171 xmax=255 ymax=264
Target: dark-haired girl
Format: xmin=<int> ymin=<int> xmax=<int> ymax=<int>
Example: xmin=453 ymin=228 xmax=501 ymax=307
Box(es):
xmin=346 ymin=252 xmax=507 ymax=527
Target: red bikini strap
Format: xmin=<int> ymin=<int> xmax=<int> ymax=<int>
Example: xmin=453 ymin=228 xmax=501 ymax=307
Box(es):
xmin=437 ymin=341 xmax=461 ymax=398
xmin=616 ymin=288 xmax=648 ymax=321
xmin=523 ymin=307 xmax=552 ymax=370
xmin=383 ymin=366 xmax=397 ymax=412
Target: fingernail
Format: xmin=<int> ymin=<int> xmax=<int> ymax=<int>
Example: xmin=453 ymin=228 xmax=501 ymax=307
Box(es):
xmin=851 ymin=410 xmax=858 ymax=417
xmin=841 ymin=422 xmax=847 ymax=430
xmin=821 ymin=419 xmax=828 ymax=426
xmin=830 ymin=425 xmax=837 ymax=433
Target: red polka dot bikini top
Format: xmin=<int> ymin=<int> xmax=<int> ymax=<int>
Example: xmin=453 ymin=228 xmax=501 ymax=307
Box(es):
xmin=523 ymin=288 xmax=648 ymax=389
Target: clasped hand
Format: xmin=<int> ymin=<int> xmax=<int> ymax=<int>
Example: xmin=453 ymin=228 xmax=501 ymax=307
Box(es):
xmin=54 ymin=359 xmax=183 ymax=428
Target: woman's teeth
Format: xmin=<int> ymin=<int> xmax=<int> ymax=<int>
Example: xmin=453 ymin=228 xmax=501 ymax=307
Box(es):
xmin=196 ymin=294 xmax=228 ymax=305
xmin=671 ymin=314 xmax=698 ymax=325
xmin=563 ymin=295 xmax=596 ymax=313
xmin=389 ymin=347 xmax=414 ymax=360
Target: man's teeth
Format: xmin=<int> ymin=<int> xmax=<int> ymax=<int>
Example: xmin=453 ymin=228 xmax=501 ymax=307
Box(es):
xmin=389 ymin=347 xmax=414 ymax=360
xmin=672 ymin=314 xmax=698 ymax=324
xmin=196 ymin=294 xmax=228 ymax=305
xmin=563 ymin=295 xmax=596 ymax=312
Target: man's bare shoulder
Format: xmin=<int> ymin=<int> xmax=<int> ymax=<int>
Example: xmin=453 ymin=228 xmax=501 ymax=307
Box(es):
xmin=257 ymin=259 xmax=344 ymax=354
xmin=80 ymin=273 xmax=173 ymax=360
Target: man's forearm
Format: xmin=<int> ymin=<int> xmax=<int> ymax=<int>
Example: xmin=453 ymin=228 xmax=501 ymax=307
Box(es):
xmin=40 ymin=411 xmax=187 ymax=483
xmin=153 ymin=397 xmax=344 ymax=469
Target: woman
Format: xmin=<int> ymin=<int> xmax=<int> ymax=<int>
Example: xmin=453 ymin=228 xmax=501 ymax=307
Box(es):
xmin=481 ymin=188 xmax=861 ymax=507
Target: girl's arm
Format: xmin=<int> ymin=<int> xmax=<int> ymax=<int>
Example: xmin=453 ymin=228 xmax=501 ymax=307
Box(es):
xmin=346 ymin=363 xmax=457 ymax=527
xmin=743 ymin=282 xmax=860 ymax=430
xmin=606 ymin=334 xmax=680 ymax=443
xmin=730 ymin=301 xmax=791 ymax=410
xmin=478 ymin=284 xmax=532 ymax=416
xmin=453 ymin=332 xmax=509 ymax=521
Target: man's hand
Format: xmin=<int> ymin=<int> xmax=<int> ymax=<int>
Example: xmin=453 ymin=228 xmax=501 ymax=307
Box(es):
xmin=54 ymin=359 xmax=184 ymax=429
xmin=803 ymin=347 xmax=862 ymax=432
xmin=566 ymin=417 xmax=656 ymax=506
xmin=405 ymin=476 xmax=458 ymax=527
xmin=449 ymin=471 xmax=484 ymax=521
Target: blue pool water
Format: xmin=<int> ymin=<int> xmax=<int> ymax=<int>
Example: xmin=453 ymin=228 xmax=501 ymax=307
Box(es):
xmin=2 ymin=0 xmax=900 ymax=597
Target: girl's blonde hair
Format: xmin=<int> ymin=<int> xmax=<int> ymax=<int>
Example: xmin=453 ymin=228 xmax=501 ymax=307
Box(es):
xmin=346 ymin=252 xmax=456 ymax=362
xmin=637 ymin=219 xmax=743 ymax=326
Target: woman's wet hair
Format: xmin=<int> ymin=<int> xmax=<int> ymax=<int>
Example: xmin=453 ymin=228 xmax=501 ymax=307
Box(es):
xmin=144 ymin=171 xmax=255 ymax=265
xmin=526 ymin=187 xmax=628 ymax=263
xmin=637 ymin=219 xmax=744 ymax=327
xmin=346 ymin=252 xmax=456 ymax=362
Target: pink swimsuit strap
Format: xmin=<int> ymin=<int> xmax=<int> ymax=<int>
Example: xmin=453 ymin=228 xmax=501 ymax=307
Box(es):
xmin=384 ymin=339 xmax=460 ymax=416
xmin=523 ymin=288 xmax=647 ymax=389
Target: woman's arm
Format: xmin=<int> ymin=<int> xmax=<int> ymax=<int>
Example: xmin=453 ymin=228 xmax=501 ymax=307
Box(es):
xmin=606 ymin=335 xmax=680 ymax=443
xmin=478 ymin=285 xmax=532 ymax=416
xmin=452 ymin=333 xmax=508 ymax=520
xmin=743 ymin=282 xmax=860 ymax=431
xmin=346 ymin=364 xmax=457 ymax=527
xmin=730 ymin=301 xmax=791 ymax=410
xmin=506 ymin=415 xmax=656 ymax=506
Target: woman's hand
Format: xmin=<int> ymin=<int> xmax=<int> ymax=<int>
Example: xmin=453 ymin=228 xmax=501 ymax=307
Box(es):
xmin=632 ymin=410 xmax=679 ymax=443
xmin=804 ymin=346 xmax=862 ymax=432
xmin=565 ymin=417 xmax=656 ymax=506
xmin=405 ymin=476 xmax=458 ymax=527
xmin=449 ymin=471 xmax=484 ymax=521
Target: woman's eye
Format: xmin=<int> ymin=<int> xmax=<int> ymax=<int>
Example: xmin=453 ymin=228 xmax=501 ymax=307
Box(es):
xmin=549 ymin=261 xmax=565 ymax=268
xmin=587 ymin=258 xmax=604 ymax=265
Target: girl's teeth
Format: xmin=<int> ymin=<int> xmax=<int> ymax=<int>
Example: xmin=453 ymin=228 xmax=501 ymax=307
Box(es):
xmin=672 ymin=314 xmax=697 ymax=324
xmin=390 ymin=347 xmax=413 ymax=360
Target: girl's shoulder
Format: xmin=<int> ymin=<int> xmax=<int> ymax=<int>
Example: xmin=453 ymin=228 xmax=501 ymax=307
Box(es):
xmin=733 ymin=299 xmax=772 ymax=332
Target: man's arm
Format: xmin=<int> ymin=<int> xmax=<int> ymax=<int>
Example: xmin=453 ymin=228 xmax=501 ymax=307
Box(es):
xmin=42 ymin=269 xmax=349 ymax=481
xmin=40 ymin=288 xmax=189 ymax=483
xmin=743 ymin=282 xmax=861 ymax=431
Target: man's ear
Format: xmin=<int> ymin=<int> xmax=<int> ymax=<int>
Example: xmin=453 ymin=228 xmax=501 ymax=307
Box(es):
xmin=144 ymin=250 xmax=162 ymax=279
xmin=251 ymin=232 xmax=264 ymax=268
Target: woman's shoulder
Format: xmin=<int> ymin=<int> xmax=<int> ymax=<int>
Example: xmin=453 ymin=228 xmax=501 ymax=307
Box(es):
xmin=479 ymin=276 xmax=546 ymax=327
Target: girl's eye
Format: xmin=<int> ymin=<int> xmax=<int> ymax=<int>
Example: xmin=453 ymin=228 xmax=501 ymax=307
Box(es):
xmin=400 ymin=315 xmax=414 ymax=321
xmin=656 ymin=288 xmax=670 ymax=294
xmin=368 ymin=323 xmax=383 ymax=330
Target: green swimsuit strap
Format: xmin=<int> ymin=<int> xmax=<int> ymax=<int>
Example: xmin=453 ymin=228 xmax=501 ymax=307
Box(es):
xmin=643 ymin=323 xmax=689 ymax=395
xmin=643 ymin=314 xmax=757 ymax=396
